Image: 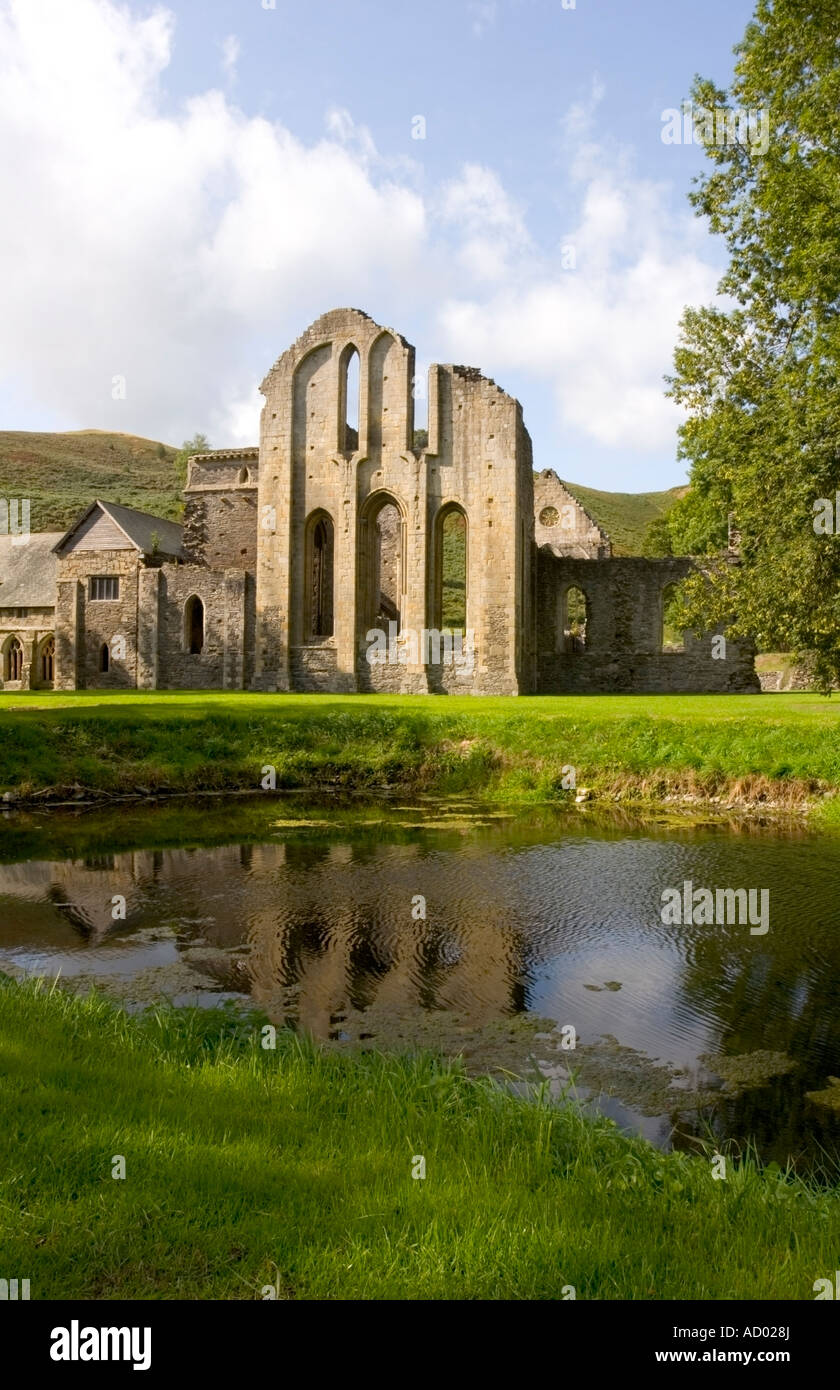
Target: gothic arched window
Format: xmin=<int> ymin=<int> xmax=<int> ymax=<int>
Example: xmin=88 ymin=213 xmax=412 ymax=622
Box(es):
xmin=305 ymin=512 xmax=335 ymax=638
xmin=4 ymin=636 xmax=23 ymax=681
xmin=436 ymin=505 xmax=468 ymax=634
xmin=40 ymin=635 xmax=55 ymax=683
xmin=185 ymin=595 xmax=204 ymax=654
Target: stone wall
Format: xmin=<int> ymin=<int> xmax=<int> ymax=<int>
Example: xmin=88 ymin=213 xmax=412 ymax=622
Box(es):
xmin=534 ymin=470 xmax=611 ymax=558
xmin=156 ymin=565 xmax=252 ymax=691
xmin=53 ymin=551 xmax=252 ymax=693
xmin=183 ymin=450 xmax=259 ymax=573
xmin=757 ymin=657 xmax=826 ymax=692
xmin=37 ymin=309 xmax=761 ymax=699
xmin=55 ymin=550 xmax=142 ymax=690
xmin=434 ymin=364 xmax=534 ymax=695
xmin=536 ymin=552 xmax=759 ymax=693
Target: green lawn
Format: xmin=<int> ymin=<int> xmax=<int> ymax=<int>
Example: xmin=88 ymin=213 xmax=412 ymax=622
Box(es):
xmin=1 ymin=690 xmax=839 ymax=815
xmin=0 ymin=979 xmax=837 ymax=1301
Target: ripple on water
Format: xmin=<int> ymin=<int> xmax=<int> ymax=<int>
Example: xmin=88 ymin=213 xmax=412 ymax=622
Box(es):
xmin=2 ymin=811 xmax=840 ymax=1168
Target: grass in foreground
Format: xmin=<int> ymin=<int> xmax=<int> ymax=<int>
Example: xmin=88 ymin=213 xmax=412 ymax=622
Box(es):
xmin=0 ymin=979 xmax=838 ymax=1300
xmin=1 ymin=691 xmax=840 ymax=818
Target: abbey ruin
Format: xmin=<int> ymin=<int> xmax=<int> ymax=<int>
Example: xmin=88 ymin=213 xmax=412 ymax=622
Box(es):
xmin=0 ymin=308 xmax=758 ymax=695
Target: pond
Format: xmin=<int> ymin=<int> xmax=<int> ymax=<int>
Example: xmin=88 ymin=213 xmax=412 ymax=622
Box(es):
xmin=2 ymin=796 xmax=839 ymax=1171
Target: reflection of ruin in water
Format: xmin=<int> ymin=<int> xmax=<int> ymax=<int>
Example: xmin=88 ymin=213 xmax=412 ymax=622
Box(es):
xmin=4 ymin=817 xmax=840 ymax=1169
xmin=0 ymin=839 xmax=531 ymax=1038
xmin=244 ymin=840 xmax=529 ymax=1038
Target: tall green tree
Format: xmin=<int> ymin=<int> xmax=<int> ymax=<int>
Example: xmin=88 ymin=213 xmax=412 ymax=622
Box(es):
xmin=666 ymin=0 xmax=840 ymax=685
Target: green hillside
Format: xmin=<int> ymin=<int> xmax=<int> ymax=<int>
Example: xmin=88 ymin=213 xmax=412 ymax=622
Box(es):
xmin=0 ymin=430 xmax=683 ymax=555
xmin=563 ymin=481 xmax=687 ymax=556
xmin=0 ymin=430 xmax=183 ymax=533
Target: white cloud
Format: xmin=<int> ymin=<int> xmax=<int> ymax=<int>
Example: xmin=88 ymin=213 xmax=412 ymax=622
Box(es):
xmin=436 ymin=90 xmax=721 ymax=451
xmin=220 ymin=33 xmax=239 ymax=83
xmin=324 ymin=106 xmax=378 ymax=165
xmin=438 ymin=164 xmax=532 ymax=284
xmin=0 ymin=0 xmax=429 ymax=446
xmin=0 ymin=0 xmax=721 ymax=464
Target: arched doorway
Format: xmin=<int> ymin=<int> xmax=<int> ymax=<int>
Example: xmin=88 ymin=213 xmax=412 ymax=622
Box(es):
xmin=361 ymin=495 xmax=404 ymax=631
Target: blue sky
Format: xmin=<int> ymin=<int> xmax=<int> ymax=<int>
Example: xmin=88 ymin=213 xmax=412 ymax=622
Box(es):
xmin=0 ymin=0 xmax=756 ymax=490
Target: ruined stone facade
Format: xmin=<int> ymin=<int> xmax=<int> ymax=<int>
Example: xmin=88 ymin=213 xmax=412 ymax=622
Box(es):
xmin=536 ymin=553 xmax=757 ymax=694
xmin=1 ymin=308 xmax=758 ymax=695
xmin=253 ymin=308 xmax=533 ymax=695
xmin=534 ymin=470 xmax=611 ymax=559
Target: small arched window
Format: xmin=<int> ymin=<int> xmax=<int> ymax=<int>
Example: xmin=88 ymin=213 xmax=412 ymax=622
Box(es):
xmin=40 ymin=635 xmax=55 ymax=683
xmin=99 ymin=642 xmax=110 ymax=673
xmin=4 ymin=636 xmax=23 ymax=681
xmin=563 ymin=587 xmax=588 ymax=652
xmin=238 ymin=466 xmax=250 ymax=485
xmin=185 ymin=595 xmax=204 ymax=654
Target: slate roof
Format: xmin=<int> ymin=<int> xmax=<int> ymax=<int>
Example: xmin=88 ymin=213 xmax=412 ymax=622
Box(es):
xmin=0 ymin=532 xmax=63 ymax=608
xmin=54 ymin=500 xmax=184 ymax=559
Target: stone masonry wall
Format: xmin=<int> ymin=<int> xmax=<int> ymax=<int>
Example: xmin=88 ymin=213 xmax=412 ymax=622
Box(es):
xmin=42 ymin=309 xmax=760 ymax=699
xmin=536 ymin=552 xmax=759 ymax=693
xmin=55 ymin=550 xmax=142 ymax=689
xmin=534 ymin=470 xmax=611 ymax=558
xmin=183 ymin=450 xmax=259 ymax=573
xmin=0 ymin=610 xmax=55 ymax=690
xmin=156 ymin=565 xmax=250 ymax=691
xmin=429 ymin=364 xmax=533 ymax=695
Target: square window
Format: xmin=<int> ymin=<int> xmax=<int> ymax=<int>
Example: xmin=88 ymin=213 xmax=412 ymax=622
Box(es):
xmin=90 ymin=576 xmax=119 ymax=601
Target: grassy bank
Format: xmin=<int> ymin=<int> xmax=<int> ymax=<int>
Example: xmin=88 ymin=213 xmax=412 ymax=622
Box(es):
xmin=1 ymin=979 xmax=837 ymax=1300
xmin=1 ymin=691 xmax=840 ymax=819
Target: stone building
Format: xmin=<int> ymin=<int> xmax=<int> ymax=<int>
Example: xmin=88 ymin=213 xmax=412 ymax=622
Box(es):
xmin=0 ymin=533 xmax=61 ymax=690
xmin=0 ymin=308 xmax=758 ymax=695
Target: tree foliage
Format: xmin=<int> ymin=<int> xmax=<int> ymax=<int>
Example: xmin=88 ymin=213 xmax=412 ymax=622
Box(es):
xmin=174 ymin=433 xmax=211 ymax=485
xmin=641 ymin=514 xmax=674 ymax=558
xmin=666 ymin=0 xmax=840 ymax=685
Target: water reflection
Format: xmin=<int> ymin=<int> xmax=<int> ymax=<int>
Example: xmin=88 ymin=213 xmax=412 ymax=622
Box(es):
xmin=2 ymin=810 xmax=840 ymax=1167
